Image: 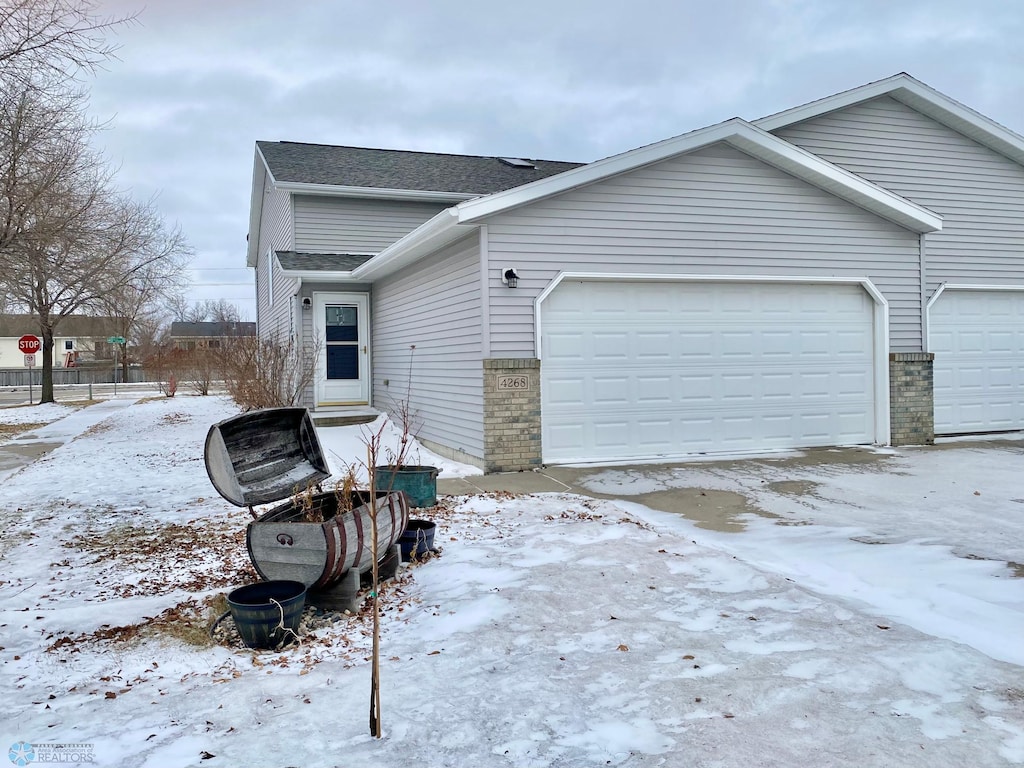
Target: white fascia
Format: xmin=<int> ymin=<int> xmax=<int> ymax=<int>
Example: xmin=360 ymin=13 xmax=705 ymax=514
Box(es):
xmin=279 ymin=270 xmax=358 ymax=281
xmin=756 ymin=73 xmax=1024 ymax=168
xmin=273 ymin=181 xmax=475 ymax=203
xmin=246 ymin=147 xmax=272 ymax=267
xmin=456 ymin=118 xmax=941 ymax=234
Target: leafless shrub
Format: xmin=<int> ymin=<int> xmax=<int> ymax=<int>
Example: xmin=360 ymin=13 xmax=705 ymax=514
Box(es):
xmin=180 ymin=347 xmax=218 ymax=396
xmin=220 ymin=335 xmax=319 ymax=410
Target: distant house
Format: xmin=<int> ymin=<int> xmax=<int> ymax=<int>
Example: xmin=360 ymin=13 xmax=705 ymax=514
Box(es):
xmin=0 ymin=315 xmax=123 ymax=368
xmin=248 ymin=73 xmax=1024 ymax=472
xmin=169 ymin=321 xmax=257 ymax=351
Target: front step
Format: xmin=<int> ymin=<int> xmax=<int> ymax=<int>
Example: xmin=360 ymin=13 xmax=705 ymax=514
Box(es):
xmin=311 ymin=410 xmax=379 ymax=428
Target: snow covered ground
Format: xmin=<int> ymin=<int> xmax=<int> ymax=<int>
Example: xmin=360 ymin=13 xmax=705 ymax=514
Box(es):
xmin=1 ymin=395 xmax=1023 ymax=767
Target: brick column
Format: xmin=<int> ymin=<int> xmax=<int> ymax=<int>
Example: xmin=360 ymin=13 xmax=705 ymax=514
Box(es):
xmin=889 ymin=352 xmax=934 ymax=446
xmin=482 ymin=358 xmax=542 ymax=472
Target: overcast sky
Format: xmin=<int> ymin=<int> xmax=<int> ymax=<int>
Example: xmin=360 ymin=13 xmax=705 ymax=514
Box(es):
xmin=86 ymin=0 xmax=1024 ymax=321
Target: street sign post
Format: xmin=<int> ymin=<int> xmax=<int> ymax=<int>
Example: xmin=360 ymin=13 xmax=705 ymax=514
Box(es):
xmin=23 ymin=351 xmax=36 ymax=404
xmin=107 ymin=336 xmax=125 ymax=394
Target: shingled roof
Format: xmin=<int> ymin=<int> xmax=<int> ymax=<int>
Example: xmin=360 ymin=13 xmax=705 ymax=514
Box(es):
xmin=169 ymin=322 xmax=256 ymax=338
xmin=257 ymin=142 xmax=584 ymax=195
xmin=276 ymin=252 xmax=375 ymax=272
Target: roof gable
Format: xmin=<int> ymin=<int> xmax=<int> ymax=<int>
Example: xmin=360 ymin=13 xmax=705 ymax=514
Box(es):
xmin=453 ymin=118 xmax=942 ymax=233
xmin=354 ymin=119 xmax=942 ymax=282
xmin=755 ymin=73 xmax=1024 ymax=168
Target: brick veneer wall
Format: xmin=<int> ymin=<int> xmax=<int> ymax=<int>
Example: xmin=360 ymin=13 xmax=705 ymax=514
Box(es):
xmin=482 ymin=358 xmax=542 ymax=472
xmin=889 ymin=352 xmax=934 ymax=445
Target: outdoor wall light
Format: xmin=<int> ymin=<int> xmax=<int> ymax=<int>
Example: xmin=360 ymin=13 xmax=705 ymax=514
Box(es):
xmin=301 ymin=296 xmax=312 ymax=309
xmin=502 ymin=267 xmax=520 ymax=288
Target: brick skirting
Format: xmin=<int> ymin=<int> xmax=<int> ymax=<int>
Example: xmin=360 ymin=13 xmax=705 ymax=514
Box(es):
xmin=482 ymin=358 xmax=542 ymax=472
xmin=889 ymin=352 xmax=934 ymax=446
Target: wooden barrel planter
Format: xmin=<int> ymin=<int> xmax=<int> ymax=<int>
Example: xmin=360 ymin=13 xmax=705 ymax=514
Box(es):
xmin=247 ymin=489 xmax=409 ymax=590
xmin=204 ymin=408 xmax=410 ymax=591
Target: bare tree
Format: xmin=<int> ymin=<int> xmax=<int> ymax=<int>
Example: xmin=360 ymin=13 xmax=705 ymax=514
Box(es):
xmin=205 ymin=298 xmax=242 ymax=324
xmin=0 ymin=0 xmax=135 ymax=88
xmin=0 ymin=3 xmax=186 ymax=402
xmin=0 ymin=86 xmax=191 ymax=401
xmin=103 ymin=252 xmax=190 ymax=381
xmin=166 ymin=297 xmax=244 ymax=324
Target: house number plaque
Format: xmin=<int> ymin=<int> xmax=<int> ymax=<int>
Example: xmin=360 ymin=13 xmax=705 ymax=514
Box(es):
xmin=497 ymin=375 xmax=530 ymax=391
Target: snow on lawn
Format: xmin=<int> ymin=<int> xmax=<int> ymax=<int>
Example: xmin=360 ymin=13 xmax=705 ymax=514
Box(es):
xmin=316 ymin=414 xmax=482 ymax=482
xmin=0 ymin=397 xmax=1022 ymax=766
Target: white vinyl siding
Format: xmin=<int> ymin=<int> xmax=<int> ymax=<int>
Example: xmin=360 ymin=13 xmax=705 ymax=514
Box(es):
xmin=371 ymin=235 xmax=485 ymax=461
xmin=542 ymin=280 xmax=876 ymax=462
xmin=930 ymin=289 xmax=1024 ymax=434
xmin=294 ymin=196 xmax=450 ymax=254
xmin=483 ymin=143 xmax=921 ymax=355
xmin=255 ymin=182 xmax=296 ymax=339
xmin=774 ymin=96 xmax=1024 ymax=294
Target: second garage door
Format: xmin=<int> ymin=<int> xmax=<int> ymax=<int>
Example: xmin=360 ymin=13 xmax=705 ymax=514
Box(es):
xmin=930 ymin=289 xmax=1024 ymax=435
xmin=540 ymin=280 xmax=877 ymax=463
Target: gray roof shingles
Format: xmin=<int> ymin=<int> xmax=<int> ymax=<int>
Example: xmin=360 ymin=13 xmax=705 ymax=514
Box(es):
xmin=257 ymin=142 xmax=585 ymax=195
xmin=276 ymin=252 xmax=375 ymax=272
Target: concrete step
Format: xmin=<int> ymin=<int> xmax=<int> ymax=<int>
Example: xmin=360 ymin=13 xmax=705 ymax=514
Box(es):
xmin=311 ymin=409 xmax=379 ymax=428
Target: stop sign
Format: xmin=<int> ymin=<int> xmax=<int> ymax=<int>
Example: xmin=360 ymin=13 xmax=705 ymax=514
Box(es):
xmin=18 ymin=334 xmax=40 ymax=354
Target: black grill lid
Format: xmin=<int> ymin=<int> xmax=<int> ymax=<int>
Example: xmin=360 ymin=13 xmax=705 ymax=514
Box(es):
xmin=204 ymin=407 xmax=330 ymax=507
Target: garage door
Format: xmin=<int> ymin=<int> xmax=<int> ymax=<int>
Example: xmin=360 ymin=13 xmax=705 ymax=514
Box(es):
xmin=540 ymin=280 xmax=876 ymax=463
xmin=930 ymin=289 xmax=1024 ymax=434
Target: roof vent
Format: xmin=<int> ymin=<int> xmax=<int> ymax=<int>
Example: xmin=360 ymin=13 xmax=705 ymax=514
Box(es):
xmin=498 ymin=157 xmax=537 ymax=169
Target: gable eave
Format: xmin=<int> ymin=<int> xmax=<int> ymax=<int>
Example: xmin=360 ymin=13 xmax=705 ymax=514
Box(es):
xmin=755 ymin=73 xmax=1024 ymax=169
xmin=246 ymin=146 xmax=274 ymax=268
xmin=274 ymin=181 xmax=476 ymax=204
xmin=457 ymin=118 xmax=942 ymax=234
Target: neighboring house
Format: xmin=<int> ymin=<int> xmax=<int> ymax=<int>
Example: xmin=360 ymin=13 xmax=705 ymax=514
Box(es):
xmin=169 ymin=322 xmax=257 ymax=351
xmin=247 ymin=73 xmax=1024 ymax=472
xmin=0 ymin=315 xmax=123 ymax=368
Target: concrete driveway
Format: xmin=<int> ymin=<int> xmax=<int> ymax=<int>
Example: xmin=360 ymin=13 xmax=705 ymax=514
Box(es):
xmin=440 ymin=439 xmax=1024 ymax=665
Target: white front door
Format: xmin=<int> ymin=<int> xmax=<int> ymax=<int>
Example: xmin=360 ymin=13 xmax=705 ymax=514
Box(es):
xmin=315 ymin=293 xmax=370 ymax=406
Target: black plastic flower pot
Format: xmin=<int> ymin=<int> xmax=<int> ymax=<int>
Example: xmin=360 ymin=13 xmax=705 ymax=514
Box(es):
xmin=226 ymin=580 xmax=306 ymax=649
xmin=399 ymin=519 xmax=437 ymax=562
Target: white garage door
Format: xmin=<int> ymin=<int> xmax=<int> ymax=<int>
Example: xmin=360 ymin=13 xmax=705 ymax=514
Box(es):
xmin=930 ymin=289 xmax=1024 ymax=434
xmin=540 ymin=280 xmax=877 ymax=463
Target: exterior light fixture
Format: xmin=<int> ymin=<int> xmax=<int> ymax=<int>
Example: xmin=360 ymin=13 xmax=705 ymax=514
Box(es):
xmin=502 ymin=267 xmax=519 ymax=288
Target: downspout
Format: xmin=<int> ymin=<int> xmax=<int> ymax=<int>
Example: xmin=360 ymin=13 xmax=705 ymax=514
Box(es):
xmin=479 ymin=225 xmax=491 ymax=359
xmin=919 ymin=234 xmax=928 ymax=351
